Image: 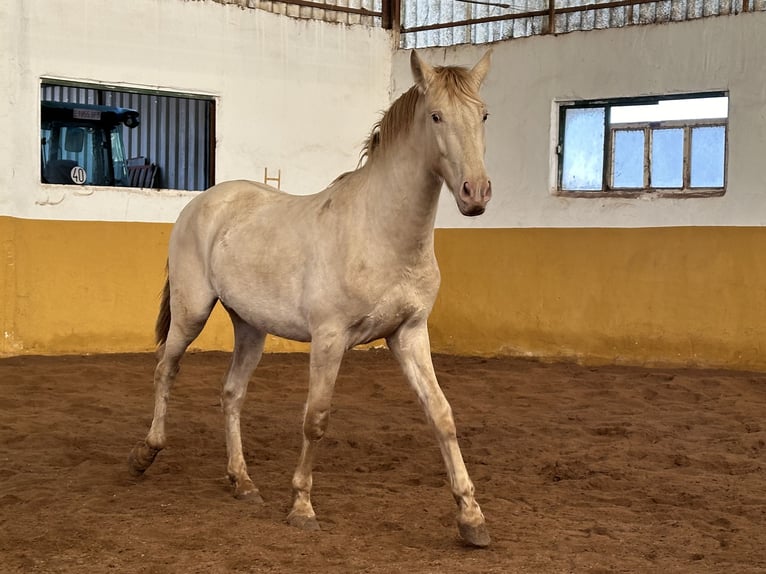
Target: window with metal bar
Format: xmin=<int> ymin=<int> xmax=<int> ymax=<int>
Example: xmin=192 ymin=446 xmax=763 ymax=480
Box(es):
xmin=400 ymin=0 xmax=763 ymax=48
xmin=557 ymin=93 xmax=728 ymax=197
xmin=41 ymin=81 xmax=215 ymax=192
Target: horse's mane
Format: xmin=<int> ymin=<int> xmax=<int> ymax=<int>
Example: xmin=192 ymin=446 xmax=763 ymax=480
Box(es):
xmin=358 ymin=65 xmax=483 ymax=167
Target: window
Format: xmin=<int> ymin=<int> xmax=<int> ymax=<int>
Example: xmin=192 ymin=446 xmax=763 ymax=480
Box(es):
xmin=557 ymin=93 xmax=728 ymax=197
xmin=41 ymin=82 xmax=215 ymax=191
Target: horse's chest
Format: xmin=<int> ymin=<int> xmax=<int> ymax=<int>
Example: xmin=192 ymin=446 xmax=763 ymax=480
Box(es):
xmin=344 ymin=268 xmax=439 ymax=344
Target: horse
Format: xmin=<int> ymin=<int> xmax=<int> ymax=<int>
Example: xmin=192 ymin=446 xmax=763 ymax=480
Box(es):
xmin=128 ymin=50 xmax=494 ymax=547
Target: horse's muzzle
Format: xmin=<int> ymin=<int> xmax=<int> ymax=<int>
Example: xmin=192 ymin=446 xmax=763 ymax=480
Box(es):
xmin=457 ymin=179 xmax=492 ymax=216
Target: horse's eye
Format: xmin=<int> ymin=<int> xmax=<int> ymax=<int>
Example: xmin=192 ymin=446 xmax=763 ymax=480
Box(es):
xmin=482 ymin=112 xmax=489 ymax=122
xmin=431 ymin=113 xmax=441 ymax=124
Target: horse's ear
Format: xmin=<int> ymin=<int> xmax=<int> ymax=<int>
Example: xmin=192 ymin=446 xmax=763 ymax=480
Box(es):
xmin=411 ymin=50 xmax=435 ymax=94
xmin=470 ymin=49 xmax=492 ymax=87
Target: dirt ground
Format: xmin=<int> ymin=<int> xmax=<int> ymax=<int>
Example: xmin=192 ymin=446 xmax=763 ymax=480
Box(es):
xmin=1 ymin=350 xmax=765 ymax=573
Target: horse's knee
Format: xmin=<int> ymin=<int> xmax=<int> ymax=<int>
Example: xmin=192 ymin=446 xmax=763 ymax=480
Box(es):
xmin=154 ymin=359 xmax=180 ymax=386
xmin=221 ymin=386 xmax=246 ymax=413
xmin=304 ymin=408 xmax=330 ymax=441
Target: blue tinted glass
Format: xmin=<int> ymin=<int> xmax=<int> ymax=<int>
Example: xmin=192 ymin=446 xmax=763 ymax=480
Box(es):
xmin=651 ymin=128 xmax=684 ymax=188
xmin=562 ymin=107 xmax=605 ymax=191
xmin=612 ymin=130 xmax=644 ymax=188
xmin=690 ymin=126 xmax=725 ymax=188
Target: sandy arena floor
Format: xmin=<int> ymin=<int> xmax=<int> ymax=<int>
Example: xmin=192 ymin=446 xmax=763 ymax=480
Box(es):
xmin=1 ymin=350 xmax=765 ymax=573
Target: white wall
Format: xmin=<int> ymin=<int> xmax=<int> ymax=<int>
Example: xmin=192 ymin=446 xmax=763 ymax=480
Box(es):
xmin=0 ymin=0 xmax=392 ymax=222
xmin=392 ymin=12 xmax=766 ymax=229
xmin=3 ymin=3 xmax=763 ymax=229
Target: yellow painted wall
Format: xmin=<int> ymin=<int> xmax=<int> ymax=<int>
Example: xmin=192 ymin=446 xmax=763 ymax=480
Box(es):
xmin=432 ymin=228 xmax=766 ymax=369
xmin=0 ymin=216 xmax=306 ymax=356
xmin=2 ymin=216 xmax=766 ymax=370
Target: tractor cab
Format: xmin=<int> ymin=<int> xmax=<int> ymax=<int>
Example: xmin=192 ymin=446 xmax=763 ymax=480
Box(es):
xmin=41 ymin=101 xmax=139 ymax=187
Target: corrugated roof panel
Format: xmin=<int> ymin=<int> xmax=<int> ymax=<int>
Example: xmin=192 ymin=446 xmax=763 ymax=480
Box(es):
xmin=401 ymin=0 xmax=761 ymax=48
xmin=222 ymin=0 xmax=384 ymax=26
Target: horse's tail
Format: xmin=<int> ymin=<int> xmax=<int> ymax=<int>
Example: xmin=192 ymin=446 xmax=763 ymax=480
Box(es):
xmin=155 ymin=267 xmax=171 ymax=347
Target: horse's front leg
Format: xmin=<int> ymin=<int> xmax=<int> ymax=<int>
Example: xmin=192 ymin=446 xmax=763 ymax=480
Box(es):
xmin=287 ymin=333 xmax=345 ymax=530
xmin=387 ymin=321 xmax=490 ymax=547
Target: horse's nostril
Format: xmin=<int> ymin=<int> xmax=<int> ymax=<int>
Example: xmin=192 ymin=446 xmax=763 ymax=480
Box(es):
xmin=461 ymin=182 xmax=472 ymax=199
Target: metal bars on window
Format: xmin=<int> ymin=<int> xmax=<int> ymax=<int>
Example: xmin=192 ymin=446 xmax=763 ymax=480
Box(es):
xmin=171 ymin=1 xmax=764 ymax=48
xmin=41 ymin=84 xmax=215 ymax=191
xmin=400 ymin=0 xmax=764 ymax=48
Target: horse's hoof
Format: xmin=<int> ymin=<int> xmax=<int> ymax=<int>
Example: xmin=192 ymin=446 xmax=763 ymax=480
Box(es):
xmin=458 ymin=521 xmax=491 ymax=548
xmin=228 ymin=475 xmax=264 ymax=503
xmin=128 ymin=441 xmax=160 ymax=477
xmin=287 ymin=512 xmax=321 ymax=531
xmin=233 ymin=487 xmax=264 ymax=504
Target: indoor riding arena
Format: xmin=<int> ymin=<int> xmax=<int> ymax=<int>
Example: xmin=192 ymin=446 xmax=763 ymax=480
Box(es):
xmin=2 ymin=1 xmax=765 ymax=573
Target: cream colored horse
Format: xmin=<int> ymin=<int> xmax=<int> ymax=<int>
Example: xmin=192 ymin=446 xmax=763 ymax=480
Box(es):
xmin=129 ymin=50 xmax=493 ymax=547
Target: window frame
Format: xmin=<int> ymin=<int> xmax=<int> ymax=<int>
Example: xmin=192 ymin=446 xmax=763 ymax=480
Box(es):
xmin=555 ymin=92 xmax=729 ymax=199
xmin=40 ymin=79 xmax=217 ymax=192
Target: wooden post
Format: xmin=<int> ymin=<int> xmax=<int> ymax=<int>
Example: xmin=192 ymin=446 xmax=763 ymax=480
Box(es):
xmin=264 ymin=168 xmax=281 ymax=190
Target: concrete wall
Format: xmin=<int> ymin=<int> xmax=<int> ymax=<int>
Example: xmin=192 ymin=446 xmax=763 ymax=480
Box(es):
xmin=3 ymin=1 xmax=766 ymax=370
xmin=390 ymin=13 xmax=766 ymax=369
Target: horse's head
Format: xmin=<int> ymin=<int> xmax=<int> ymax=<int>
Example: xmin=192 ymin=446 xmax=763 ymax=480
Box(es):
xmin=411 ymin=50 xmax=492 ymax=217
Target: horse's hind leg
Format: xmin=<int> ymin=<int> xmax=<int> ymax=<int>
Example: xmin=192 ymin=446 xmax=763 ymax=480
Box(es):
xmin=128 ymin=286 xmax=216 ymax=476
xmin=387 ymin=320 xmax=490 ymax=548
xmin=221 ymin=312 xmax=266 ymax=501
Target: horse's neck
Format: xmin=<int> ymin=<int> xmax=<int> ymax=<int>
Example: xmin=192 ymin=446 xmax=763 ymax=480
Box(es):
xmin=359 ymin=141 xmax=442 ymax=258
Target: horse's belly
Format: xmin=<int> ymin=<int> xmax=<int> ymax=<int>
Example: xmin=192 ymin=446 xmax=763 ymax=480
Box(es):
xmin=221 ymin=282 xmax=425 ymax=346
xmin=225 ymin=296 xmax=312 ymax=342
xmin=209 ymin=222 xmax=315 ymax=341
xmin=208 ymin=220 xmax=438 ymax=347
